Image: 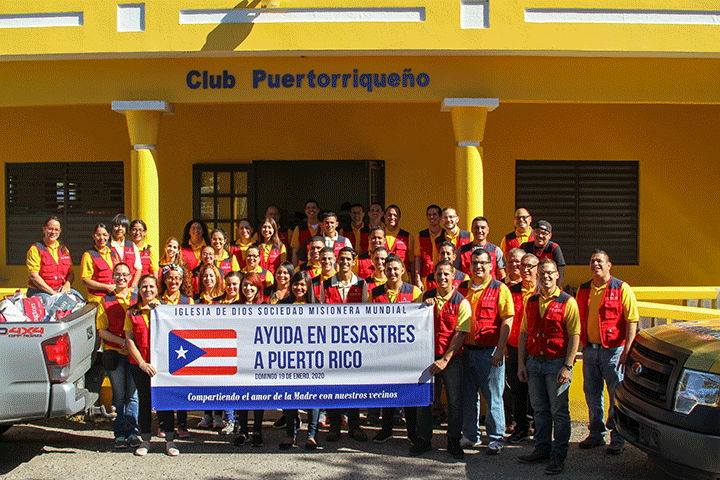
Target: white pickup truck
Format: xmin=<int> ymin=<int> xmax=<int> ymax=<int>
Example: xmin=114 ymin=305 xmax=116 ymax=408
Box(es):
xmin=0 ymin=303 xmax=100 ymax=435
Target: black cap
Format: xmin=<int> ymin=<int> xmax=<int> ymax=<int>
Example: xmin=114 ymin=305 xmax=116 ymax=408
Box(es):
xmin=536 ymin=220 xmax=552 ymax=233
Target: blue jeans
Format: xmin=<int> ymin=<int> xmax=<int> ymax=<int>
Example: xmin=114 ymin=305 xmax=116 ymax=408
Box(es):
xmin=527 ymin=356 xmax=572 ymax=460
xmin=462 ymin=346 xmax=506 ymax=443
xmin=106 ymin=354 xmax=139 ymax=438
xmin=583 ymin=345 xmax=624 ymax=443
xmin=283 ymin=408 xmax=320 ymax=440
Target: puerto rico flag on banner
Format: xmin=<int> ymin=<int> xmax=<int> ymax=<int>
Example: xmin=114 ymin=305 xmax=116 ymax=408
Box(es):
xmin=168 ymin=329 xmax=237 ymax=376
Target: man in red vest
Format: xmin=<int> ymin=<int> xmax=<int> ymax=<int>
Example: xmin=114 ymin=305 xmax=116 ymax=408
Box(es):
xmin=291 ymin=199 xmax=321 ymax=266
xmin=500 ymin=208 xmax=534 ymax=258
xmin=504 ymin=248 xmax=524 ymax=286
xmin=457 ymin=216 xmax=506 ymax=281
xmin=411 ymin=260 xmax=471 ymax=459
xmin=414 ymin=204 xmax=443 ymax=289
xmin=517 ymin=258 xmax=580 ymax=475
xmin=521 ymin=220 xmax=566 ymax=287
xmin=576 ymin=250 xmax=638 ymax=455
xmin=459 ymin=249 xmax=514 ymax=455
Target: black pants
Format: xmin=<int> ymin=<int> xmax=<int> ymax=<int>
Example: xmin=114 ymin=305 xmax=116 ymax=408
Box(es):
xmin=237 ymin=410 xmax=264 ymax=434
xmin=507 ymin=345 xmax=532 ymax=431
xmin=130 ymin=364 xmax=174 ymax=437
xmin=328 ymin=408 xmax=360 ymax=430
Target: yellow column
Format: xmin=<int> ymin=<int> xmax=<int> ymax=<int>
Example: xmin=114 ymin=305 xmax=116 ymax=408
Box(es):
xmin=112 ymin=101 xmax=174 ymax=254
xmin=441 ymin=99 xmax=498 ymax=229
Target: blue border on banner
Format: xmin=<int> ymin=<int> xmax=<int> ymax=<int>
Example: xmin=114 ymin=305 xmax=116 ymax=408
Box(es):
xmin=152 ymin=383 xmax=432 ymax=410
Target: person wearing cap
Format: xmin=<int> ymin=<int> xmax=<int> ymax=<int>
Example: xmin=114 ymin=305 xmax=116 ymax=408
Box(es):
xmin=501 ymin=208 xmax=534 ymax=257
xmin=517 ymin=258 xmax=580 ymax=475
xmin=521 ymin=220 xmax=566 ymax=286
xmin=576 ymin=250 xmax=639 ymax=455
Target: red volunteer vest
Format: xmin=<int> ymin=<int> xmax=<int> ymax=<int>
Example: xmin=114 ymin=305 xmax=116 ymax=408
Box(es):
xmin=356 ymin=252 xmax=374 ymax=280
xmin=577 ymin=276 xmax=627 ymax=348
xmin=102 ymin=292 xmax=136 ymax=349
xmin=507 ymin=282 xmax=538 ymax=348
xmin=128 ymin=309 xmax=150 ymax=364
xmin=466 ymin=279 xmax=504 ymax=347
xmin=435 ymin=229 xmax=472 ymax=251
xmin=459 ymin=242 xmax=500 ymax=279
xmin=371 ymin=282 xmax=415 ymax=303
xmin=343 ymin=225 xmax=369 ymax=253
xmin=138 ymin=244 xmax=153 ymax=276
xmin=417 ymin=228 xmax=441 ymax=278
xmin=30 ymin=242 xmax=72 ymax=291
xmin=424 ymin=288 xmax=465 ymax=357
xmin=504 ymin=229 xmax=534 ymax=253
xmin=525 ymin=291 xmax=571 ymax=359
xmin=87 ymin=248 xmax=118 ymax=297
xmin=259 ymin=244 xmax=284 ymax=274
xmin=386 ymin=228 xmax=411 ymax=265
xmin=322 ymin=276 xmax=367 ymax=304
xmin=522 ymin=240 xmax=560 ymax=262
xmin=181 ymin=247 xmax=199 ymax=271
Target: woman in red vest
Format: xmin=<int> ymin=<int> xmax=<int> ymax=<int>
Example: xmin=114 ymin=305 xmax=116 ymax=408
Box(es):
xmin=265 ymin=261 xmax=293 ymax=304
xmin=124 ymin=274 xmax=178 ymax=456
xmin=26 ymin=215 xmax=77 ymax=300
xmin=180 ymin=219 xmax=210 ymax=271
xmin=81 ymin=223 xmax=118 ymax=302
xmin=258 ymin=218 xmax=287 ymax=275
xmin=130 ymin=220 xmax=157 ymax=279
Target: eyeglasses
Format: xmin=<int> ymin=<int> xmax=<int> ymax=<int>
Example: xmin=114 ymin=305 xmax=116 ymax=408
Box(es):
xmin=190 ymin=226 xmax=203 ymax=231
xmin=515 ymin=215 xmax=531 ymax=221
xmin=520 ymin=264 xmax=538 ymax=270
xmin=113 ymin=272 xmax=131 ymax=278
xmin=130 ymin=228 xmax=145 ymax=233
xmin=539 ymin=270 xmax=558 ymax=277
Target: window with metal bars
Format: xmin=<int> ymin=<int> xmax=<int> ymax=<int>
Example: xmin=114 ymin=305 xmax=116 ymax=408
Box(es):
xmin=6 ymin=162 xmax=124 ymax=265
xmin=515 ymin=160 xmax=638 ymax=265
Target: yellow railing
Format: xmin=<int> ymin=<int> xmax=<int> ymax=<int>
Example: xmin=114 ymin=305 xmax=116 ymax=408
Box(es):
xmin=633 ymin=286 xmax=720 ymax=328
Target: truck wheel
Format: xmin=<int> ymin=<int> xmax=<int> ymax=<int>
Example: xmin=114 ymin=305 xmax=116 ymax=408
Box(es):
xmin=0 ymin=425 xmax=11 ymax=435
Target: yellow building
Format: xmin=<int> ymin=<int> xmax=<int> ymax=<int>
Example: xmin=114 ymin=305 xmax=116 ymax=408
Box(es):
xmin=1 ymin=0 xmax=720 ymax=292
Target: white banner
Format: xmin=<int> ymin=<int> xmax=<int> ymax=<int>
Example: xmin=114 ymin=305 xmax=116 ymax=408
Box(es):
xmin=151 ymin=303 xmax=434 ymax=410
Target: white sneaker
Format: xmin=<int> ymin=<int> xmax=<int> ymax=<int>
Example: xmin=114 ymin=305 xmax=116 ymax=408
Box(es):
xmin=166 ymin=441 xmax=180 ymax=456
xmin=459 ymin=436 xmax=482 ymax=449
xmin=198 ymin=415 xmax=213 ymax=428
xmin=134 ymin=441 xmax=151 ymax=457
xmin=487 ymin=440 xmax=504 ymax=455
xmin=220 ymin=422 xmax=235 ymax=435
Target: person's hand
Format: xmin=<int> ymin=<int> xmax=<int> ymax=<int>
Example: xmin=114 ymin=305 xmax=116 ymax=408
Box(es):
xmin=429 ymin=357 xmax=448 ymax=375
xmin=140 ymin=361 xmax=157 ymax=377
xmin=106 ymin=284 xmax=116 ymax=293
xmin=557 ymin=366 xmax=572 ymax=386
xmin=492 ymin=349 xmax=504 ymax=367
xmin=424 ymin=297 xmax=436 ymax=307
xmin=60 ymin=283 xmax=71 ymax=294
xmin=518 ymin=364 xmax=528 ymax=382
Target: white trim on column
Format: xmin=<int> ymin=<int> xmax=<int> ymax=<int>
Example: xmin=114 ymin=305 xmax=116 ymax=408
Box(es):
xmin=133 ymin=144 xmax=156 ymax=150
xmin=458 ymin=141 xmax=481 ymax=147
xmin=179 ymin=8 xmax=425 ymax=24
xmin=0 ymin=12 xmax=83 ymax=28
xmin=112 ymin=101 xmax=174 ymax=114
xmin=525 ymin=8 xmax=720 ymax=25
xmin=441 ymin=98 xmax=499 ymax=112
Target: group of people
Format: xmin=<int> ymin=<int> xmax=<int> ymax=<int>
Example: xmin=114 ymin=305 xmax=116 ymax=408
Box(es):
xmin=25 ymin=203 xmax=638 ymax=474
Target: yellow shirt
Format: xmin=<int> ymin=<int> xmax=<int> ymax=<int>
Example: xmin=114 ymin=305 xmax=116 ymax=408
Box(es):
xmin=290 ymin=223 xmax=320 ymax=250
xmin=96 ymin=289 xmax=134 ymax=353
xmin=586 ymin=281 xmax=639 ymax=344
xmin=124 ymin=309 xmax=150 ymax=331
xmin=464 ymin=278 xmax=514 ymax=345
xmin=500 ymin=228 xmax=533 ymax=257
xmin=80 ymin=247 xmax=114 ymax=280
xmin=372 ymin=283 xmax=422 ymax=303
xmin=162 ymin=292 xmax=195 ymax=305
xmin=443 ymin=228 xmax=472 ymax=249
xmin=435 ymin=289 xmax=472 ymax=333
xmin=367 ymin=272 xmax=387 ymax=288
xmin=521 ymin=287 xmax=580 ymax=336
xmin=414 ymin=229 xmax=443 ymax=266
xmin=27 ymin=240 xmax=60 ymax=272
xmin=189 ymin=240 xmax=207 ymax=262
xmin=259 ymin=243 xmax=287 ymax=265
xmin=242 ymin=265 xmax=275 ymax=286
xmin=301 ymin=262 xmax=322 ymax=278
xmin=348 ymin=223 xmax=365 ymax=253
xmin=215 ymin=250 xmax=241 ymax=272
xmin=138 ymin=243 xmax=159 ymax=274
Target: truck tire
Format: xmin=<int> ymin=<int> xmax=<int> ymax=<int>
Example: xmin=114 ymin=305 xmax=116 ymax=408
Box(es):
xmin=0 ymin=425 xmax=11 ymax=436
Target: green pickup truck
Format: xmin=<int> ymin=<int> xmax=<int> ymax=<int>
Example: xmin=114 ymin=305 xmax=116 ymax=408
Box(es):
xmin=615 ymin=319 xmax=720 ymax=480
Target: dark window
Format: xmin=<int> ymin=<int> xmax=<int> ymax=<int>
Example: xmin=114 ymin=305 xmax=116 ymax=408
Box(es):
xmin=515 ymin=160 xmax=638 ymax=265
xmin=6 ymin=162 xmax=124 ymax=265
xmin=193 ymin=164 xmax=254 ymax=243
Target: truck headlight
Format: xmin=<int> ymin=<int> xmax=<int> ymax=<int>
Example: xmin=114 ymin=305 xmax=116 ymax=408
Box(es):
xmin=674 ymin=369 xmax=720 ymax=414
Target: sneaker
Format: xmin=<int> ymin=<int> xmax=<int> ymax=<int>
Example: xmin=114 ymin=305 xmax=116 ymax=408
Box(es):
xmin=251 ymin=432 xmax=263 ymax=447
xmin=166 ymin=441 xmax=180 ymax=456
xmin=373 ymin=429 xmax=393 ymax=444
xmin=579 ymin=435 xmax=606 ymax=449
xmin=508 ymin=429 xmax=531 ymax=444
xmin=177 ymin=427 xmax=191 ymax=439
xmin=304 ymin=438 xmax=318 ymax=451
xmin=518 ymin=450 xmax=551 ymax=463
xmin=341 ymin=414 xmax=349 ymax=428
xmin=127 ymin=434 xmax=142 ymax=448
xmin=544 ymin=457 xmax=564 ymax=475
xmin=348 ymin=426 xmax=368 ymax=442
xmin=459 ymin=436 xmax=482 ymax=449
xmin=318 ymin=412 xmax=329 ymax=428
xmin=198 ymin=415 xmax=213 ymax=428
xmin=606 ymin=441 xmax=625 ymax=455
xmin=134 ymin=441 xmax=151 ymax=457
xmin=273 ymin=415 xmax=287 ymax=429
xmin=220 ymin=422 xmax=235 ymax=435
xmin=114 ymin=436 xmax=127 ymax=449
xmin=487 ymin=440 xmax=503 ymax=455
xmin=409 ymin=439 xmax=432 ymax=457
xmin=212 ymin=415 xmax=224 ymax=429
xmin=447 ymin=438 xmax=464 ymax=459
xmin=279 ymin=438 xmax=295 ymax=450
xmin=233 ymin=432 xmax=247 ymax=446
xmin=157 ymin=428 xmax=165 ymax=438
